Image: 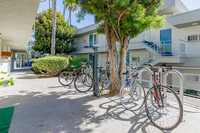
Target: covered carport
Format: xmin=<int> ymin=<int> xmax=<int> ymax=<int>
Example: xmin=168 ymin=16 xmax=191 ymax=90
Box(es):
xmin=0 ymin=0 xmax=40 ymax=73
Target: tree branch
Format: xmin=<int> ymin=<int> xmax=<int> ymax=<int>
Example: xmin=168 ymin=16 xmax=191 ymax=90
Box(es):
xmin=112 ymin=27 xmax=122 ymax=44
xmin=118 ymin=10 xmax=126 ymax=27
xmin=145 ymin=0 xmax=155 ymax=9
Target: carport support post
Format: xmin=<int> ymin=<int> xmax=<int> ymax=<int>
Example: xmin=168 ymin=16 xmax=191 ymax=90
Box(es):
xmin=84 ymin=46 xmax=100 ymax=97
xmin=93 ymin=47 xmax=99 ymax=97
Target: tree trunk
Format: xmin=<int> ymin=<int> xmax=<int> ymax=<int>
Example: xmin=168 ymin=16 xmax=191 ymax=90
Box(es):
xmin=105 ymin=24 xmax=122 ymax=96
xmin=51 ymin=0 xmax=56 ymax=55
xmin=49 ymin=0 xmax=51 ymax=9
xmin=63 ymin=2 xmax=66 ymax=17
xmin=68 ymin=8 xmax=72 ymax=25
xmin=119 ymin=37 xmax=128 ymax=75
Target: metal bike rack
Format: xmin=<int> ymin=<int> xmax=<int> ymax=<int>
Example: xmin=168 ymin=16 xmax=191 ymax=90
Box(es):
xmin=138 ymin=68 xmax=153 ymax=89
xmin=84 ymin=46 xmax=100 ymax=97
xmin=162 ymin=69 xmax=184 ymax=103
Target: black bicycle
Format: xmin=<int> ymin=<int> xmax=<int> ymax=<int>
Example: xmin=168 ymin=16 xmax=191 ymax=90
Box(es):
xmin=58 ymin=62 xmax=93 ymax=93
xmin=144 ymin=63 xmax=183 ymax=130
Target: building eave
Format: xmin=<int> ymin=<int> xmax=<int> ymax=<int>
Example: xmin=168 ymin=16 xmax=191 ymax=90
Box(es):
xmin=167 ymin=9 xmax=200 ymax=28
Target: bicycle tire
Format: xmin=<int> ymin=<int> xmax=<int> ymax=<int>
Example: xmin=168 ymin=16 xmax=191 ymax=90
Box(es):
xmin=120 ymin=79 xmax=145 ymax=111
xmin=74 ymin=73 xmax=93 ymax=93
xmin=145 ymin=85 xmax=183 ymax=130
xmin=58 ymin=71 xmax=74 ymax=86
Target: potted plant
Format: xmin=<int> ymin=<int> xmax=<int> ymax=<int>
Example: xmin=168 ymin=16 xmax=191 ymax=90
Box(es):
xmin=0 ymin=72 xmax=14 ymax=87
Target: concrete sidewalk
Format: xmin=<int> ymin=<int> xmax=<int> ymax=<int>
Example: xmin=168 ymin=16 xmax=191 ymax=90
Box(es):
xmin=0 ymin=69 xmax=200 ymax=133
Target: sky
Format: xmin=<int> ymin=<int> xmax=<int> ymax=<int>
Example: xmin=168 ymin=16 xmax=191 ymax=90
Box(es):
xmin=37 ymin=0 xmax=200 ymax=29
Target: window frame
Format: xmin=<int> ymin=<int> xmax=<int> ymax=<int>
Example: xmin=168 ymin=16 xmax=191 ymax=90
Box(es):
xmin=88 ymin=33 xmax=100 ymax=46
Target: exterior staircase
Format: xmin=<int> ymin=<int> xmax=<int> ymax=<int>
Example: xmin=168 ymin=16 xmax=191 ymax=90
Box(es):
xmin=136 ymin=40 xmax=184 ymax=69
xmin=142 ymin=41 xmax=173 ymax=56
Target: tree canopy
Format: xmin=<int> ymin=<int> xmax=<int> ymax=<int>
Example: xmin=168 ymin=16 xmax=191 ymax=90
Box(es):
xmin=33 ymin=8 xmax=77 ymax=54
xmin=77 ymin=0 xmax=165 ymax=40
xmin=76 ymin=0 xmax=165 ymax=95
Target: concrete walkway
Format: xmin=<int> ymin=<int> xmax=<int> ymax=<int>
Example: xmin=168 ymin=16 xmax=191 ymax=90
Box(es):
xmin=0 ymin=69 xmax=200 ymax=133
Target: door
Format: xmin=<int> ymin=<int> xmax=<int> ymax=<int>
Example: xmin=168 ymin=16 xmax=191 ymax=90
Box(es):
xmin=160 ymin=29 xmax=172 ymax=53
xmin=126 ymin=52 xmax=130 ymax=66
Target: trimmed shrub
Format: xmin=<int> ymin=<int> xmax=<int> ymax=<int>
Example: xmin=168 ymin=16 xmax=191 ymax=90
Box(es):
xmin=32 ymin=55 xmax=69 ymax=76
xmin=67 ymin=57 xmax=88 ymax=71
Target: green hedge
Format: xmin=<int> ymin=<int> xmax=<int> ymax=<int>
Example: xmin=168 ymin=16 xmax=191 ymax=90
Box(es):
xmin=32 ymin=55 xmax=88 ymax=76
xmin=32 ymin=55 xmax=69 ymax=76
xmin=67 ymin=57 xmax=88 ymax=71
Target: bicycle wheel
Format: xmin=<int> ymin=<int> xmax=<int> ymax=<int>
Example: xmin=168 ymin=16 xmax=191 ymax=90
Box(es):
xmin=58 ymin=71 xmax=74 ymax=86
xmin=99 ymin=72 xmax=111 ymax=89
xmin=120 ymin=79 xmax=145 ymax=111
xmin=145 ymin=85 xmax=183 ymax=130
xmin=74 ymin=73 xmax=93 ymax=93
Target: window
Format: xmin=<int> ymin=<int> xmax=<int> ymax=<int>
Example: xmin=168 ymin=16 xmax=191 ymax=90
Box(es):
xmin=89 ymin=34 xmax=100 ymax=46
xmin=188 ymin=35 xmax=199 ymax=42
xmin=89 ymin=34 xmax=93 ymax=46
xmin=94 ymin=34 xmax=99 ymax=45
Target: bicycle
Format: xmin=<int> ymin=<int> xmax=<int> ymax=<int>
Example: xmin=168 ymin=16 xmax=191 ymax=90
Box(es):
xmin=97 ymin=66 xmax=111 ymax=89
xmin=120 ymin=66 xmax=146 ymax=111
xmin=74 ymin=63 xmax=94 ymax=93
xmin=58 ymin=62 xmax=94 ymax=93
xmin=144 ymin=63 xmax=183 ymax=130
xmin=58 ymin=62 xmax=87 ymax=86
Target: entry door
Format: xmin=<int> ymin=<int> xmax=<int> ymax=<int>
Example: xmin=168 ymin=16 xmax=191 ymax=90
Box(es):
xmin=126 ymin=52 xmax=130 ymax=66
xmin=89 ymin=54 xmax=99 ymax=67
xmin=160 ymin=29 xmax=172 ymax=52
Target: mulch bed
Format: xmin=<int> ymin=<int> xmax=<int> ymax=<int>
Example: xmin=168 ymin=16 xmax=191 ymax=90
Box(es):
xmin=30 ymin=68 xmax=59 ymax=78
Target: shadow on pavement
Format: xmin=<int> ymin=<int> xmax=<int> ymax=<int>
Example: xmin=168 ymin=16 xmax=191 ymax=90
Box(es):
xmin=0 ymin=91 xmax=98 ymax=133
xmin=97 ymin=98 xmax=168 ymax=133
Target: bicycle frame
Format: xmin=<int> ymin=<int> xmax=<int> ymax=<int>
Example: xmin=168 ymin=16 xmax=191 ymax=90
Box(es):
xmin=125 ymin=71 xmax=138 ymax=93
xmin=152 ymin=70 xmax=165 ymax=108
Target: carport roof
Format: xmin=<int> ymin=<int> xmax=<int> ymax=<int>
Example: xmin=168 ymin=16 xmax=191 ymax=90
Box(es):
xmin=0 ymin=0 xmax=40 ymax=51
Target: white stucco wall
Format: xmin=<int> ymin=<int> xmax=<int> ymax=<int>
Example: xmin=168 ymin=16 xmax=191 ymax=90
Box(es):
xmin=74 ymin=33 xmax=107 ymax=50
xmin=178 ymin=25 xmax=200 ymax=56
xmin=0 ymin=40 xmax=12 ymax=73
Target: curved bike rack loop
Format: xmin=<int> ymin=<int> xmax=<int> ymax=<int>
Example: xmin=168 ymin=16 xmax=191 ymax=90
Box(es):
xmin=162 ymin=69 xmax=184 ymax=103
xmin=139 ymin=68 xmax=153 ymax=89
